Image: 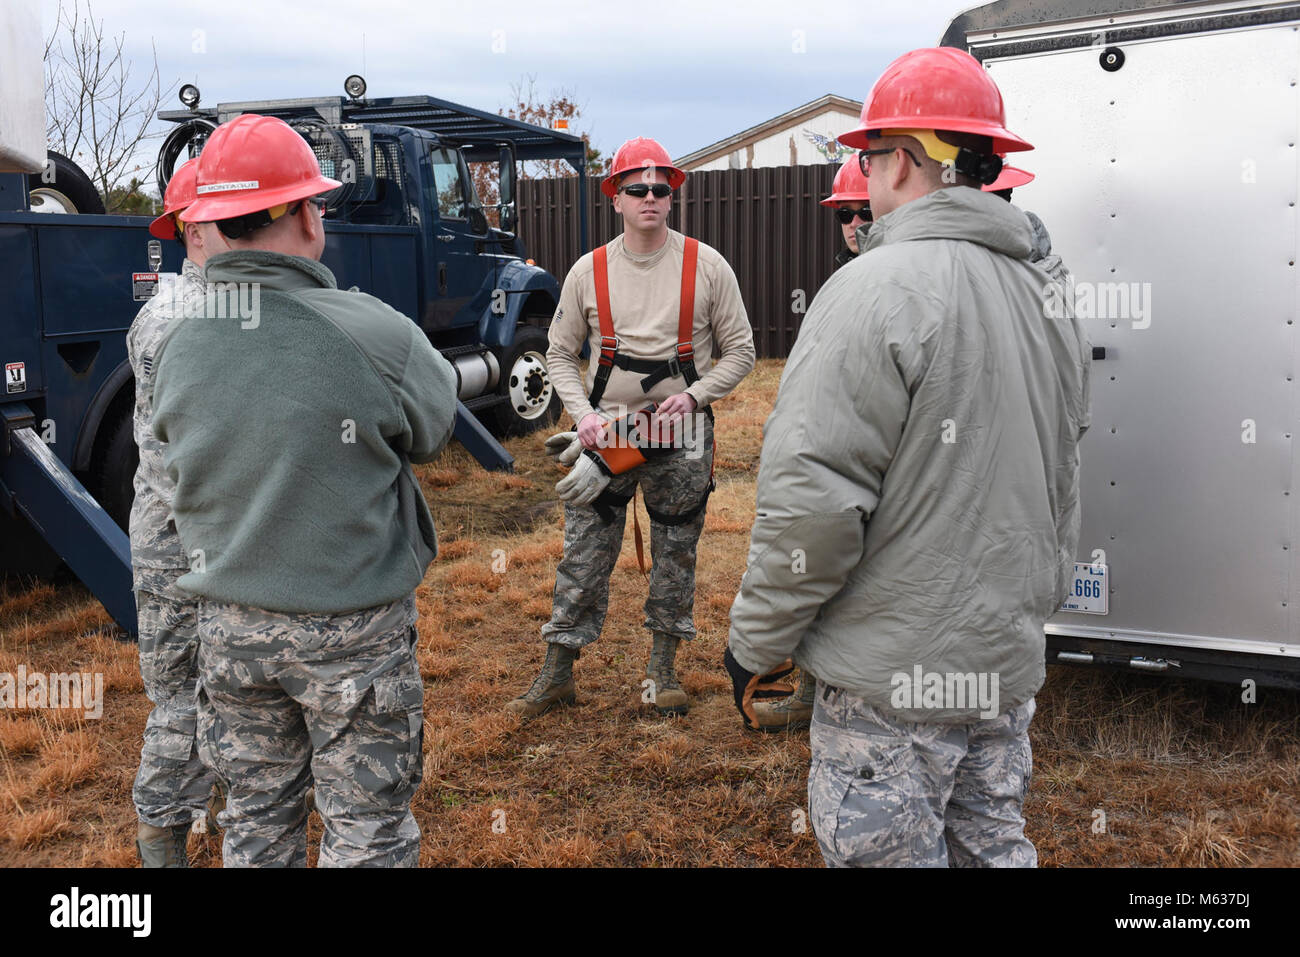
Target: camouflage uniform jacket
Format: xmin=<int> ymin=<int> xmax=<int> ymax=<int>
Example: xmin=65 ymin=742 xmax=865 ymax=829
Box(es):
xmin=127 ymin=259 xmax=206 ymax=570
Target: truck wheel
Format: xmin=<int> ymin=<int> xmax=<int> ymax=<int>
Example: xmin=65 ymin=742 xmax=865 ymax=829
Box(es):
xmin=493 ymin=326 xmax=562 ymax=435
xmin=90 ymin=403 xmax=137 ymax=533
xmin=28 ymin=150 xmax=106 ymax=214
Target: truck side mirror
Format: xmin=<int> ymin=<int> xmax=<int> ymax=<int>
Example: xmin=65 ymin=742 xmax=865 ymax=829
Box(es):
xmin=467 ymin=207 xmax=489 ymax=235
xmin=498 ymin=144 xmax=518 ymax=234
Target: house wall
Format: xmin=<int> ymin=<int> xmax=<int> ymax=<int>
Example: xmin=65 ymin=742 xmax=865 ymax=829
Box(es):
xmin=685 ymin=108 xmax=860 ymax=171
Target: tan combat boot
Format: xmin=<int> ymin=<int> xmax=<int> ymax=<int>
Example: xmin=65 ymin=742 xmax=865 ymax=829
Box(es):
xmin=504 ymin=643 xmax=578 ymax=719
xmin=750 ymin=670 xmax=816 ymax=732
xmin=645 ymin=634 xmax=689 ymax=716
xmin=136 ymin=822 xmax=191 ymax=868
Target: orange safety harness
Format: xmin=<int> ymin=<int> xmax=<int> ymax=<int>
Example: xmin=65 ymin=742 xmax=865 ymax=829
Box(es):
xmin=583 ymin=238 xmax=716 ymax=571
xmin=588 ymin=238 xmax=701 ymax=409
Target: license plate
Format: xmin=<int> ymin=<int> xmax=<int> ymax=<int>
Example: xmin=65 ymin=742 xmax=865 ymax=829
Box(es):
xmin=1061 ymin=562 xmax=1108 ymax=615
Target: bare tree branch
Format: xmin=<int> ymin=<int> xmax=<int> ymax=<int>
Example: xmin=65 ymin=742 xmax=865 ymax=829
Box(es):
xmin=43 ymin=0 xmax=175 ymax=212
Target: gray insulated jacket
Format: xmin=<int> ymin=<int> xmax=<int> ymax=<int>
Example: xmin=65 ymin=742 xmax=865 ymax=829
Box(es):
xmin=728 ymin=187 xmax=1091 ymax=722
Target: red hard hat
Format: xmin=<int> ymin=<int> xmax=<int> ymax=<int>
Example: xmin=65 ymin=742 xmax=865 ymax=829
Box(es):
xmin=984 ymin=165 xmax=1034 ymax=192
xmin=839 ymin=47 xmax=1032 ymax=154
xmin=149 ymin=158 xmax=198 ymax=240
xmin=601 ymin=136 xmax=686 ymax=198
xmin=820 ymin=159 xmax=870 ymax=207
xmin=184 ymin=114 xmax=342 ymax=223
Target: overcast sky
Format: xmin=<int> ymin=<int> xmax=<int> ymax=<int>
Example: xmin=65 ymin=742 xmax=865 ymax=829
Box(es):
xmin=41 ymin=0 xmax=976 ymax=189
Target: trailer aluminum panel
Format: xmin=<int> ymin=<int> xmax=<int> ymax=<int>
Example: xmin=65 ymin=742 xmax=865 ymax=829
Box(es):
xmin=967 ymin=9 xmax=1299 ymax=661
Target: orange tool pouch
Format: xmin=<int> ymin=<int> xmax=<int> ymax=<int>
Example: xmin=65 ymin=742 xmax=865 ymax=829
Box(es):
xmin=585 ymin=405 xmax=671 ymax=478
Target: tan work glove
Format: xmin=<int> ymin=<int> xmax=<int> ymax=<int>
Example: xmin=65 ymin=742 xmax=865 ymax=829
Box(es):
xmin=545 ymin=430 xmax=583 ymax=467
xmin=555 ymin=453 xmax=610 ymax=506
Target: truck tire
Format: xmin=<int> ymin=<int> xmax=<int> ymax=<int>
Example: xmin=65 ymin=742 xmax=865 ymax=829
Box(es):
xmin=89 ymin=403 xmax=137 ymax=533
xmin=28 ymin=150 xmax=106 ymax=215
xmin=493 ymin=325 xmax=562 ymax=436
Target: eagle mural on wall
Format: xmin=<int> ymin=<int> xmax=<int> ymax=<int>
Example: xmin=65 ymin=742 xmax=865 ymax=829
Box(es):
xmin=803 ymin=130 xmax=853 ymax=163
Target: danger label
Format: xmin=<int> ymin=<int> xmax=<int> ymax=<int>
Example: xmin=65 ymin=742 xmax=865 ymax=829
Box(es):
xmin=6 ymin=362 xmax=26 ymax=394
xmin=133 ymin=272 xmax=160 ymax=301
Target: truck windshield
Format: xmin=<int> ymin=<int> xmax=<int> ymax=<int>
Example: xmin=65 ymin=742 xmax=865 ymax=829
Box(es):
xmin=428 ymin=145 xmax=481 ymax=220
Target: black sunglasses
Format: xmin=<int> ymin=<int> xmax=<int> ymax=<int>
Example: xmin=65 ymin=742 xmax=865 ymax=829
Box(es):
xmin=858 ymin=146 xmax=923 ymax=177
xmin=619 ymin=183 xmax=672 ymax=199
xmin=834 ymin=206 xmax=872 ymax=225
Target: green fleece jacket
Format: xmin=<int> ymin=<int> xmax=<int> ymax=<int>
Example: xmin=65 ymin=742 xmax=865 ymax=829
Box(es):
xmin=152 ymin=250 xmax=457 ymax=614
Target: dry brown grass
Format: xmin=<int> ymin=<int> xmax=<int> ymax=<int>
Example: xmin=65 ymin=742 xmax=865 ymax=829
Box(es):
xmin=1 ymin=358 xmax=1297 ymax=867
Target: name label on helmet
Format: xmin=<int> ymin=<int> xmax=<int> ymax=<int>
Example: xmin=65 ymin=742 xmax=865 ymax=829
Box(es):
xmin=196 ymin=180 xmax=259 ymax=194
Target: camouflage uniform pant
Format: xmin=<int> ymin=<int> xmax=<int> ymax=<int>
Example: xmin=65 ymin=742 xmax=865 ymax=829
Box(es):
xmin=133 ymin=567 xmax=219 ymax=829
xmin=541 ymin=413 xmax=713 ymax=650
xmin=194 ymin=596 xmax=423 ymax=868
xmin=808 ymin=684 xmax=1036 ymax=868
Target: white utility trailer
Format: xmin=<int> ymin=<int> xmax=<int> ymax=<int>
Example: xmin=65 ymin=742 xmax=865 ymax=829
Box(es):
xmin=942 ymin=0 xmax=1299 ymax=688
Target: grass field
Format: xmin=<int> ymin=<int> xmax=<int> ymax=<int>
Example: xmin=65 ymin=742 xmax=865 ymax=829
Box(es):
xmin=1 ymin=358 xmax=1297 ymax=866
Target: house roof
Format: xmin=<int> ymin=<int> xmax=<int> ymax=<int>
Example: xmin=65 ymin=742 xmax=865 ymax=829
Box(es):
xmin=674 ymin=93 xmax=862 ymax=169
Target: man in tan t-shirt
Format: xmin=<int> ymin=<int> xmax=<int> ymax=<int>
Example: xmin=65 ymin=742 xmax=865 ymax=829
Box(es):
xmin=505 ymin=136 xmax=755 ymax=719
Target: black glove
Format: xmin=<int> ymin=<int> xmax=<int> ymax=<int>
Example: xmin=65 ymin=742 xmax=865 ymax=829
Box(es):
xmin=724 ymin=647 xmax=796 ymax=731
xmin=724 ymin=646 xmax=757 ymax=718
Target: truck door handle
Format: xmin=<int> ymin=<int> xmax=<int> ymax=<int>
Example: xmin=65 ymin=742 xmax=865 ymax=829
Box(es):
xmin=436 ymin=234 xmax=454 ymax=243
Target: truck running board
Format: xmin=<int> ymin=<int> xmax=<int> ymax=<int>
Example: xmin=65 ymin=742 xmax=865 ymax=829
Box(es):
xmin=0 ymin=404 xmax=136 ymax=636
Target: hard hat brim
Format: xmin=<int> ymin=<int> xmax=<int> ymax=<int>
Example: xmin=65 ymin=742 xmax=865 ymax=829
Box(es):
xmin=837 ymin=119 xmax=1033 ymax=154
xmin=984 ymin=166 xmax=1034 ymax=191
xmin=148 ymin=212 xmax=182 ymax=240
xmin=820 ymin=194 xmax=871 ymax=207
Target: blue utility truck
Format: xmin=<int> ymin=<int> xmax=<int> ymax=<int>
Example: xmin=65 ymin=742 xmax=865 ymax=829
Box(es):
xmin=0 ymin=79 xmax=590 ymax=637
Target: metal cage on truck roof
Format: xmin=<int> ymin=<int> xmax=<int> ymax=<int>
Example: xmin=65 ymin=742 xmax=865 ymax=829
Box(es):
xmin=159 ymin=93 xmax=591 ymax=164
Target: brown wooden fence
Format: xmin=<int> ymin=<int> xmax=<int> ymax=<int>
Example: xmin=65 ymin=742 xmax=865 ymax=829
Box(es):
xmin=517 ymin=164 xmax=842 ymax=359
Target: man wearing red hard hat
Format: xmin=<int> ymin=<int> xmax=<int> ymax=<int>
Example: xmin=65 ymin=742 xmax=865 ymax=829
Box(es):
xmin=505 ymin=136 xmax=755 ymax=720
xmin=151 ymin=114 xmax=458 ymax=867
xmin=821 ymin=159 xmax=873 ymax=271
xmin=127 ymin=158 xmax=223 ymax=867
xmin=726 ymin=47 xmax=1091 ymax=867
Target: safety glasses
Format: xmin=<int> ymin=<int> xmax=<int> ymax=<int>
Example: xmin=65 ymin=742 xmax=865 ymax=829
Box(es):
xmin=858 ymin=146 xmax=922 ymax=177
xmin=834 ymin=206 xmax=872 ymax=225
xmin=619 ymin=183 xmax=673 ymax=199
xmin=215 ymin=195 xmax=329 ymax=239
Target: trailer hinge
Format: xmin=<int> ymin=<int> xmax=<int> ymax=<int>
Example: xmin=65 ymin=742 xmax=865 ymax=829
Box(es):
xmin=1129 ymin=657 xmax=1180 ymax=673
xmin=1056 ymin=651 xmax=1094 ymax=665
